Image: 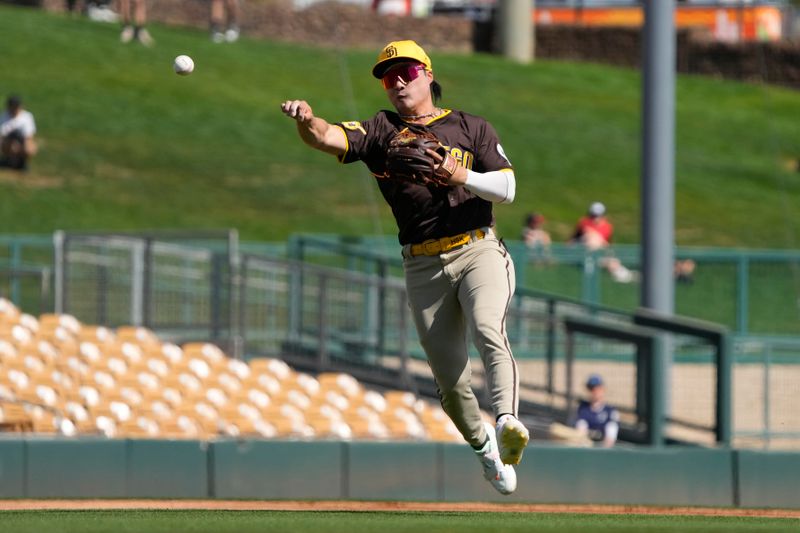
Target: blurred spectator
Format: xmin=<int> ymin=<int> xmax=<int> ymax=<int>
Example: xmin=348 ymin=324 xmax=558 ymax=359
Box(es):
xmin=573 ymin=374 xmax=619 ymax=448
xmin=65 ymin=0 xmax=80 ymax=15
xmin=521 ymin=212 xmax=552 ymax=262
xmin=118 ymin=0 xmax=154 ymax=46
xmin=0 ymin=95 xmax=37 ymax=171
xmin=86 ymin=1 xmax=120 ymax=23
xmin=674 ymin=258 xmax=696 ymax=284
xmin=570 ymin=201 xmax=614 ymax=250
xmin=210 ymin=0 xmax=240 ymax=43
xmin=372 ymin=0 xmax=432 ymax=17
xmin=569 ymin=201 xmax=636 ymax=283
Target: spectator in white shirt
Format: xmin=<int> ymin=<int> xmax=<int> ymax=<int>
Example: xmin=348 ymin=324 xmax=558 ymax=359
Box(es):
xmin=0 ymin=95 xmax=37 ymax=171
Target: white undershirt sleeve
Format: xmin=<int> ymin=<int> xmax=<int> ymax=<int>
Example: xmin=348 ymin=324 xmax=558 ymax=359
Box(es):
xmin=604 ymin=421 xmax=619 ymax=444
xmin=464 ymin=169 xmax=516 ymax=204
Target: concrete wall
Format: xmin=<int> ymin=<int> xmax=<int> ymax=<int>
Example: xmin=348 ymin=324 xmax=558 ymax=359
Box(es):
xmin=0 ymin=437 xmax=798 ymax=508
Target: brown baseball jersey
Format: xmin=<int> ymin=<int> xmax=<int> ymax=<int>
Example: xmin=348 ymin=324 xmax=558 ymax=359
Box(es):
xmin=335 ymin=110 xmax=513 ymax=245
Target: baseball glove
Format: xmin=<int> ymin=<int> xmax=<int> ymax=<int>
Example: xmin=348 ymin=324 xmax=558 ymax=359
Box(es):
xmin=385 ymin=127 xmax=458 ymax=187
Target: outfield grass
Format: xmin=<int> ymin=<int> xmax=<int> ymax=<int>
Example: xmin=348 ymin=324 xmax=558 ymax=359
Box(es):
xmin=2 ymin=6 xmax=799 ymax=248
xmin=1 ymin=510 xmax=798 ymax=533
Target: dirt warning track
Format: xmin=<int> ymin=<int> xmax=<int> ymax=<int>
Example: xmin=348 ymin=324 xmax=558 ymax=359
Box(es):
xmin=0 ymin=500 xmax=798 ymax=518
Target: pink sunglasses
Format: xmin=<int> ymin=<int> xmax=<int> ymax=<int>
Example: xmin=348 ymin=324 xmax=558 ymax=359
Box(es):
xmin=381 ymin=64 xmax=427 ymax=90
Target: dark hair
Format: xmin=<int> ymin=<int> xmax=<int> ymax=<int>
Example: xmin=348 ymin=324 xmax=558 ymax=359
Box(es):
xmin=7 ymin=94 xmax=21 ymax=108
xmin=525 ymin=213 xmax=544 ymax=226
xmin=431 ymin=80 xmax=442 ymax=104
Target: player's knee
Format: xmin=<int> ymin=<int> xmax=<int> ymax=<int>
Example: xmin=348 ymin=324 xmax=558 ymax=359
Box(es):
xmin=438 ymin=384 xmax=473 ymax=412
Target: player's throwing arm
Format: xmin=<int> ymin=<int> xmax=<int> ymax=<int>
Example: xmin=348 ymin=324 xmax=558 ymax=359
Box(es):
xmin=280 ymin=100 xmax=346 ymax=156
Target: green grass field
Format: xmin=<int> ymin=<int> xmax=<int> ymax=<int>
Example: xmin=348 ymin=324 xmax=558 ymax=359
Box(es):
xmin=1 ymin=6 xmax=799 ymax=248
xmin=1 ymin=510 xmax=798 ymax=533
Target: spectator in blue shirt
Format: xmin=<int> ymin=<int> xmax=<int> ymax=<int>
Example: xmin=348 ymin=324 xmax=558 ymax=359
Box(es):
xmin=574 ymin=374 xmax=619 ymax=447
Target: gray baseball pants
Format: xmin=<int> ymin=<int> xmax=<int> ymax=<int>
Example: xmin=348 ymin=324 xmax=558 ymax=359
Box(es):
xmin=402 ymin=230 xmax=519 ymax=448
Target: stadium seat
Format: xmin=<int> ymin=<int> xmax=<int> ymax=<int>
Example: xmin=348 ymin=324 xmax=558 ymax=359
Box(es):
xmin=0 ymin=297 xmax=21 ymax=318
xmin=78 ymin=385 xmax=102 ymax=409
xmin=0 ymin=310 xmax=465 ymax=444
xmin=249 ymin=372 xmax=281 ymax=396
xmin=283 ymin=388 xmax=312 ymax=411
xmin=245 ymin=387 xmax=271 ymax=410
xmin=248 ymin=357 xmax=293 ymax=381
xmin=30 ymin=409 xmax=61 ymax=434
xmin=116 ymin=341 xmax=144 ymax=366
xmin=294 ymin=372 xmax=320 ymax=397
xmin=18 ymin=313 xmax=40 ymax=335
xmin=7 ymin=323 xmax=34 ymax=348
xmin=225 ymin=358 xmax=251 ymax=381
xmin=118 ymin=418 xmax=153 ymax=438
xmin=94 ymin=414 xmax=118 ymax=437
xmin=78 ymin=325 xmax=116 ymax=344
xmin=182 ymin=342 xmax=228 ymax=369
xmin=348 ymin=416 xmax=389 ymax=440
xmin=158 ymin=386 xmax=183 ymax=408
xmin=7 ymin=368 xmax=31 ymax=393
xmin=0 ymin=338 xmax=18 ymax=360
xmin=384 ymin=390 xmax=417 ymax=409
xmin=321 ymin=389 xmax=350 ymax=412
xmin=64 ymin=401 xmax=90 ymax=424
xmin=119 ymin=384 xmax=144 ymax=405
xmin=269 ymin=416 xmax=313 ymax=438
xmin=308 ymin=416 xmax=352 ymax=440
xmin=158 ymin=343 xmax=184 ymax=366
xmin=0 ymin=402 xmax=34 ymax=432
xmin=116 ymin=326 xmax=159 ymax=346
xmin=38 ymin=313 xmax=81 ymax=336
xmin=215 ymin=371 xmax=242 ymax=396
xmin=143 ymin=357 xmax=170 ymax=378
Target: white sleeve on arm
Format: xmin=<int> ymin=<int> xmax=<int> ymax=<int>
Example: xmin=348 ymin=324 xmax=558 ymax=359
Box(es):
xmin=464 ymin=169 xmax=516 ymax=204
xmin=605 ymin=421 xmax=619 ymax=443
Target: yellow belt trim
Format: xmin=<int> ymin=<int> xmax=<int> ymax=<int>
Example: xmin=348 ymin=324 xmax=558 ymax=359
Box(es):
xmin=410 ymin=229 xmax=486 ymax=257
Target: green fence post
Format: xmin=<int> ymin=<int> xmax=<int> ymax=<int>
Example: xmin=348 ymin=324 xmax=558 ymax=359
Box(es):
xmin=716 ymin=331 xmax=732 ymax=446
xmin=546 ymin=298 xmax=556 ymax=395
xmin=581 ymin=252 xmax=600 ymax=305
xmin=10 ymin=241 xmax=21 ymax=305
xmin=763 ymin=344 xmax=772 ymax=448
xmin=648 ymin=334 xmax=665 ymax=447
xmin=736 ymin=255 xmax=749 ymax=334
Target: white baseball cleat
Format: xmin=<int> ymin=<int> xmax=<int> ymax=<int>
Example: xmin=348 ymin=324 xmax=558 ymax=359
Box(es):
xmin=496 ymin=414 xmax=530 ymax=465
xmin=475 ymin=421 xmax=517 ymax=495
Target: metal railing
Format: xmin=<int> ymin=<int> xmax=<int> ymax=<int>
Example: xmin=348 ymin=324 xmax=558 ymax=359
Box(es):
xmin=2 ymin=231 xmax=798 ymax=447
xmin=289 ymin=234 xmax=800 ymax=337
xmin=564 ymin=316 xmax=666 ymax=446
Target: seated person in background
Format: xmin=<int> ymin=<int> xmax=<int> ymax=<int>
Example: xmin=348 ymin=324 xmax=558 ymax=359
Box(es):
xmin=674 ymin=258 xmax=696 ymax=284
xmin=574 ymin=374 xmax=619 ymax=447
xmin=521 ymin=212 xmax=552 ymax=261
xmin=570 ymin=201 xmax=613 ymax=251
xmin=0 ymin=95 xmax=37 ymax=171
xmin=570 ymin=202 xmax=636 ymax=283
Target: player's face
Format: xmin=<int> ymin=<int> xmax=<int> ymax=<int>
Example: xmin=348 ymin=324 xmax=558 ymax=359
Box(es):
xmin=589 ymin=385 xmax=605 ymax=402
xmin=382 ymin=62 xmax=433 ymax=112
xmin=381 ymin=63 xmax=426 ymax=89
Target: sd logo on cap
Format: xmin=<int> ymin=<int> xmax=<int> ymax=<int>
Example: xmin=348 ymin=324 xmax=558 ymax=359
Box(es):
xmin=372 ymin=40 xmax=432 ymax=78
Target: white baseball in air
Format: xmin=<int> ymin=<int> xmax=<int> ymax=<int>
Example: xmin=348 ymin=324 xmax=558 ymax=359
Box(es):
xmin=173 ymin=55 xmax=194 ymax=76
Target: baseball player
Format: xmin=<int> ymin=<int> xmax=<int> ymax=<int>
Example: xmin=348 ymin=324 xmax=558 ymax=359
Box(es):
xmin=574 ymin=374 xmax=620 ymax=447
xmin=281 ymin=40 xmax=529 ymax=495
